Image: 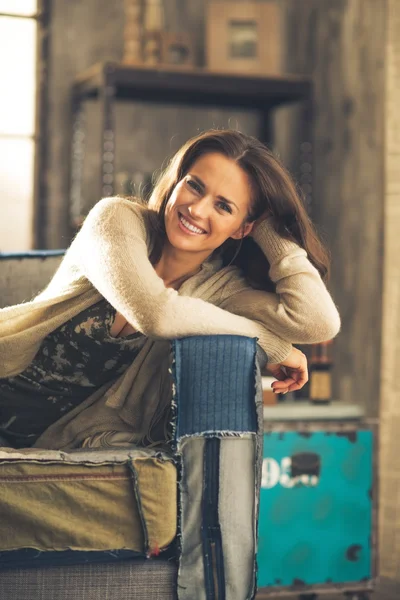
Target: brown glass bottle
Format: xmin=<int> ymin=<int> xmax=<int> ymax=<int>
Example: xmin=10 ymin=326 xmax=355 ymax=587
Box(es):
xmin=309 ymin=340 xmax=333 ymax=404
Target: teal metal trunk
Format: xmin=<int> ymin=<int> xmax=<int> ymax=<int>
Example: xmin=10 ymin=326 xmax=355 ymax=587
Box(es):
xmin=257 ymin=415 xmax=377 ymax=599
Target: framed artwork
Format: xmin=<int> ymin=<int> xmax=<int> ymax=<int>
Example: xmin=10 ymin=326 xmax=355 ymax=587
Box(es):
xmin=206 ymin=1 xmax=282 ymax=75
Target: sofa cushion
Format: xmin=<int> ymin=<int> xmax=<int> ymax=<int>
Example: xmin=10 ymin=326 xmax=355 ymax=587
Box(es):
xmin=0 ymin=447 xmax=177 ymax=556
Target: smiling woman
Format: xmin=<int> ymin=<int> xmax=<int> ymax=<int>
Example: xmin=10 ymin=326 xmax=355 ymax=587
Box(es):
xmin=0 ymin=129 xmax=341 ymax=450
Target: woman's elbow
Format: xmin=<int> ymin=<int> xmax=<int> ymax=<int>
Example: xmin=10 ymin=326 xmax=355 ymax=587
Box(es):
xmin=326 ymin=311 xmax=341 ymax=339
xmin=295 ymin=310 xmax=341 ymax=343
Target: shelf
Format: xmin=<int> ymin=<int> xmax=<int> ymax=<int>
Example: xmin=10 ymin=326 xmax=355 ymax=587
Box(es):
xmin=72 ymin=61 xmax=313 ymax=110
xmin=263 ymin=402 xmax=366 ymax=422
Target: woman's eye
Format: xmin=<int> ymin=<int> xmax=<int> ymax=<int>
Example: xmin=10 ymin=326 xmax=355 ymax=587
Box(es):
xmin=186 ymin=178 xmax=202 ymax=194
xmin=217 ymin=200 xmax=232 ymax=214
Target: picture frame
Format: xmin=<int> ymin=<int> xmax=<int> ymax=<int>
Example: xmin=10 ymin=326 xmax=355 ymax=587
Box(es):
xmin=206 ymin=1 xmax=282 ymax=76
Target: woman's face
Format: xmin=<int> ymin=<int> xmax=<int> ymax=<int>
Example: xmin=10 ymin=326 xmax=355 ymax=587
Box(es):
xmin=164 ymin=152 xmax=254 ymax=260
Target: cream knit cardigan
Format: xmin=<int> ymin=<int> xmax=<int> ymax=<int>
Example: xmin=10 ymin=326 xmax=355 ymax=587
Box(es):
xmin=0 ymin=197 xmax=340 ymax=448
xmin=0 ymin=197 xmax=340 ymax=372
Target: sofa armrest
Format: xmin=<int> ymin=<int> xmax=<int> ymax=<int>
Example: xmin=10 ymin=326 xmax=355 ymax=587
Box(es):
xmin=172 ymin=335 xmax=263 ymax=437
xmin=171 ymin=335 xmax=263 ymax=600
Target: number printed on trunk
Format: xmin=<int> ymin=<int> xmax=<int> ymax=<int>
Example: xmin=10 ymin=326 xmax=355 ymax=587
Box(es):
xmin=261 ymin=457 xmax=319 ymax=489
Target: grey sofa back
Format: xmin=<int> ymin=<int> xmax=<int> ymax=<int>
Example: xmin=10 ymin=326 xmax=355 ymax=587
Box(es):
xmin=0 ymin=251 xmax=64 ymax=308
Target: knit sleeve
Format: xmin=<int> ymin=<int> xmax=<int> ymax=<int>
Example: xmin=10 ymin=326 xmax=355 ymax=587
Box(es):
xmin=74 ymin=197 xmax=293 ymax=363
xmin=236 ymin=217 xmax=341 ymax=343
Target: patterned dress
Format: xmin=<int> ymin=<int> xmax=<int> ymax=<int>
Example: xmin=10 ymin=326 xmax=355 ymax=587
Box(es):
xmin=0 ymin=300 xmax=146 ymax=447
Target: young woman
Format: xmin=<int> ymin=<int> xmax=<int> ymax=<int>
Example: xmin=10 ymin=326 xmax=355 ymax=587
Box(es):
xmin=0 ymin=130 xmax=340 ymax=449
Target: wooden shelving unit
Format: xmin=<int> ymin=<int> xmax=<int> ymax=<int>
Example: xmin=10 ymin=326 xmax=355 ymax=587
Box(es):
xmin=69 ymin=61 xmax=313 ymax=224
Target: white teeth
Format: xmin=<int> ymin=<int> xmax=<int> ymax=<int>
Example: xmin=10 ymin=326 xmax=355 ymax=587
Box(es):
xmin=179 ymin=214 xmax=205 ymax=234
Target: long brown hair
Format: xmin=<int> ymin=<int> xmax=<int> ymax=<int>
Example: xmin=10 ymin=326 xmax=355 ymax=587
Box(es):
xmin=144 ymin=129 xmax=330 ymax=292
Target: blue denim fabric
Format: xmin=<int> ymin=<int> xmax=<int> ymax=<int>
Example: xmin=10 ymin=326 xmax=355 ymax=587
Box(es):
xmin=173 ymin=335 xmax=258 ymax=437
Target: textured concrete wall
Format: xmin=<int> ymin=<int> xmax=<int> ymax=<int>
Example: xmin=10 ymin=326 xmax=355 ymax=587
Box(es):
xmin=45 ymin=0 xmax=125 ymax=248
xmin=380 ymin=0 xmax=400 ymax=581
xmin=281 ymin=0 xmax=386 ymax=417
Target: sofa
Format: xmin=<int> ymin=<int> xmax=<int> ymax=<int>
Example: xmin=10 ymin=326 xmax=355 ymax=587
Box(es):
xmin=0 ymin=251 xmax=264 ymax=600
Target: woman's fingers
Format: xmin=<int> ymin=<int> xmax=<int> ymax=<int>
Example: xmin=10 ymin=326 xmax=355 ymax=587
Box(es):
xmin=290 ymin=370 xmax=308 ymax=390
xmin=267 ymin=346 xmax=309 ymax=394
xmin=271 ymin=376 xmax=296 ymax=394
xmin=272 ymin=376 xmax=296 ymax=388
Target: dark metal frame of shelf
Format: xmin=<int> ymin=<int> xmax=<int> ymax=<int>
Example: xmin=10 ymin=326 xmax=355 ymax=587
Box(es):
xmin=69 ymin=61 xmax=314 ymax=226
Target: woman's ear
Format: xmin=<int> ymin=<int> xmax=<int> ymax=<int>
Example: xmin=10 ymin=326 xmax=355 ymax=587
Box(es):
xmin=230 ymin=220 xmax=254 ymax=240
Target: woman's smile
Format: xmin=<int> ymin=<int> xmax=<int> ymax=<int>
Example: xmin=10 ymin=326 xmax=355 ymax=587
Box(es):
xmin=177 ymin=212 xmax=207 ymax=235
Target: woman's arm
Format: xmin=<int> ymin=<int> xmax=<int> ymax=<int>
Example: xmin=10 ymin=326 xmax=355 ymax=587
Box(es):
xmin=226 ymin=217 xmax=341 ymax=344
xmin=73 ymin=197 xmax=293 ymax=363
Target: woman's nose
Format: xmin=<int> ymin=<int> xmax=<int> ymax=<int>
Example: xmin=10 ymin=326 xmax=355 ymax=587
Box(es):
xmin=188 ymin=196 xmax=211 ymax=219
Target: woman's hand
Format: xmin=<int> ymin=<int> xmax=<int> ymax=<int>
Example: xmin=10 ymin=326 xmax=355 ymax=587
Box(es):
xmin=249 ymin=210 xmax=274 ymax=237
xmin=266 ymin=346 xmax=308 ymax=394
